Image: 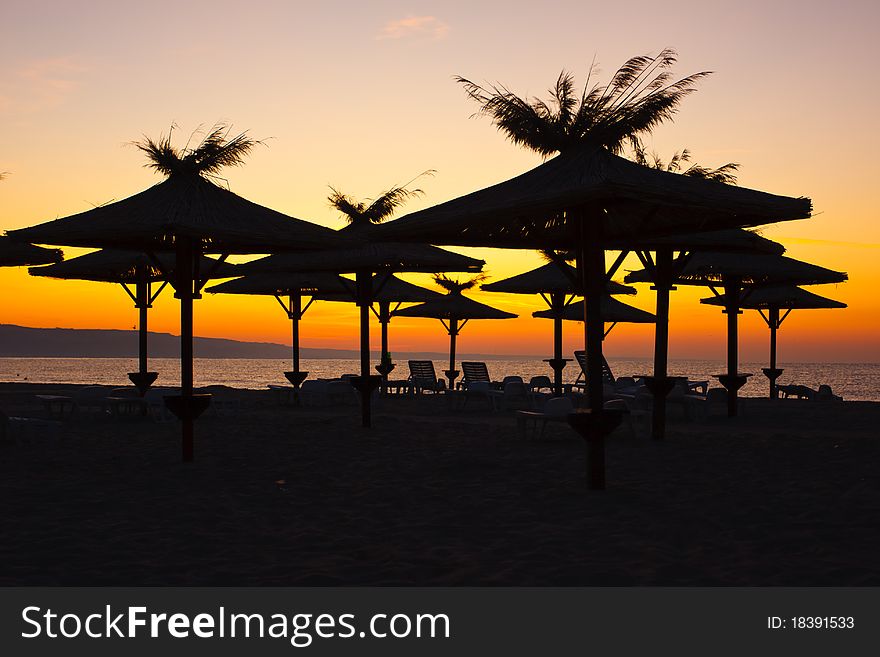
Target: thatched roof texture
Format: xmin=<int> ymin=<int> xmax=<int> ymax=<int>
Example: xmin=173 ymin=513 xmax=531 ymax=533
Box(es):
xmin=392 ymin=292 xmax=517 ymax=321
xmin=700 ymin=285 xmax=847 ymax=310
xmin=481 ymin=261 xmax=634 ymax=295
xmin=7 ymin=175 xmax=348 ymax=254
xmin=533 ymin=297 xmax=656 ymax=323
xmin=29 ymin=249 xmax=238 ymax=283
xmin=237 ymin=242 xmax=484 ymax=275
xmin=0 ymin=237 xmax=63 ymax=267
xmin=625 ymin=252 xmax=847 ymax=287
xmin=375 ymin=145 xmax=811 ymax=249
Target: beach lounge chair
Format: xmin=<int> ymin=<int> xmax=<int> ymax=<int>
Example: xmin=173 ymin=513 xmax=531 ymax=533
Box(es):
xmin=460 ymin=361 xmax=492 ymax=389
xmin=489 ymin=380 xmax=534 ymax=411
xmin=815 ymin=385 xmax=843 ymax=402
xmin=407 ymin=360 xmax=447 ymax=394
xmin=516 ymin=396 xmax=574 ymax=440
xmin=460 ymin=380 xmax=494 ymax=409
xmin=572 ymin=350 xmax=616 ymax=389
xmin=528 ymin=375 xmax=553 ymax=394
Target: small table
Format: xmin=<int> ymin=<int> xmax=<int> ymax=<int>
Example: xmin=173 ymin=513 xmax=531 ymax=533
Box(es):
xmin=105 ymin=396 xmax=149 ymax=416
xmin=35 ymin=395 xmax=75 ymax=418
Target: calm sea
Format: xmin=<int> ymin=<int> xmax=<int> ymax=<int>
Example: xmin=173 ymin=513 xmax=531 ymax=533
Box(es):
xmin=0 ymin=357 xmax=877 ymax=401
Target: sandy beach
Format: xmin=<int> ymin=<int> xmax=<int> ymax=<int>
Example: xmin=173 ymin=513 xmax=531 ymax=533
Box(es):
xmin=1 ymin=382 xmax=878 ymax=586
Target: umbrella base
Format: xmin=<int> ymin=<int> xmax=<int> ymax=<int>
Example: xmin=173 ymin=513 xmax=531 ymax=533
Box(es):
xmin=444 ymin=369 xmax=460 ymax=388
xmin=375 ymin=362 xmax=396 ymax=379
xmin=128 ymin=371 xmax=159 ymax=396
xmin=164 ymin=394 xmax=212 ymax=421
xmin=283 ymin=371 xmax=309 ymax=388
xmin=715 ymin=373 xmax=751 ymax=393
xmin=762 ymin=368 xmax=784 ymax=398
xmin=567 ymin=408 xmax=624 ymax=491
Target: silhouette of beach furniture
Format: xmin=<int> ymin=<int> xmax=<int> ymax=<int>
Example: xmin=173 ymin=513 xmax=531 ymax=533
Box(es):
xmin=460 ymin=361 xmax=493 ymax=389
xmin=516 ymin=396 xmax=575 ymax=440
xmin=35 ymin=394 xmax=75 ymax=418
xmin=105 ymin=387 xmax=149 ymax=417
xmin=488 ymin=379 xmax=534 ymax=411
xmin=573 ymin=350 xmax=616 ymax=388
xmin=778 ymin=384 xmax=843 ymax=402
xmin=407 ymin=361 xmax=446 ymax=394
xmin=299 ymin=379 xmax=359 ymax=407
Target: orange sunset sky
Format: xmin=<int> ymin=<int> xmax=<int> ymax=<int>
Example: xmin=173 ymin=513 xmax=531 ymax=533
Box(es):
xmin=1 ymin=0 xmax=878 ymax=363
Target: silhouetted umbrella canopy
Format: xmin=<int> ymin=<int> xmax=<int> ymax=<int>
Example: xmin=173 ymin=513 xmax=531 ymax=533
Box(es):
xmin=314 ymin=274 xmax=444 ymax=303
xmin=206 ymin=272 xmax=350 ymax=297
xmin=625 ymin=252 xmax=847 ymax=286
xmin=28 ymin=249 xmax=238 ymax=283
xmin=481 ymin=261 xmax=633 ymax=295
xmin=393 ymin=293 xmax=517 ymax=321
xmin=0 ymin=237 xmax=62 ymax=267
xmin=6 ymin=175 xmax=347 ymax=253
xmin=700 ymin=285 xmax=846 ymax=310
xmin=632 ymin=228 xmax=785 ymax=254
xmin=376 ymin=145 xmax=812 ymax=248
xmin=237 ymin=242 xmax=483 ymax=275
xmin=533 ymin=297 xmax=655 ymax=323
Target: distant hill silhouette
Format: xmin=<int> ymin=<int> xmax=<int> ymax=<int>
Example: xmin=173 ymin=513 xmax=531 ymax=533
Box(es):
xmin=0 ymin=324 xmax=532 ymax=360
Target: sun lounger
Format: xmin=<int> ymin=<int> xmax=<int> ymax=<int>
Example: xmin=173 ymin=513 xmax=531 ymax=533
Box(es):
xmin=407 ymin=360 xmax=447 ymax=394
xmin=516 ymin=396 xmax=574 ymax=439
xmin=460 ymin=361 xmax=492 ymax=390
xmin=573 ymin=350 xmax=616 ymax=387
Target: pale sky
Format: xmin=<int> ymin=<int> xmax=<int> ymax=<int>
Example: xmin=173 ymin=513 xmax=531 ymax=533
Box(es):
xmin=2 ymin=0 xmax=878 ymax=362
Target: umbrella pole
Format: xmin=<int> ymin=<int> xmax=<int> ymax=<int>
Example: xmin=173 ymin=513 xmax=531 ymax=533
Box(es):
xmin=137 ymin=278 xmax=149 ymax=377
xmin=721 ymin=278 xmax=744 ymax=417
xmin=128 ymin=267 xmax=159 ymax=396
xmin=291 ymin=293 xmax=301 ymax=374
xmin=374 ymin=300 xmax=398 ymax=385
xmin=649 ymin=249 xmax=675 ymax=441
xmin=551 ymin=292 xmax=565 ymax=396
xmin=355 ymin=268 xmax=377 ymax=428
xmin=176 ymin=237 xmax=196 ymax=461
xmin=768 ymin=306 xmax=780 ymax=399
xmin=568 ymin=211 xmax=620 ymax=491
xmin=446 ymin=318 xmax=459 ymax=390
xmin=282 ymin=292 xmax=309 ymax=398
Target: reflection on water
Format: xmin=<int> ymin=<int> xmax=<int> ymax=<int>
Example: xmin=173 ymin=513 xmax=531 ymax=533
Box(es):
xmin=0 ymin=357 xmax=876 ymax=401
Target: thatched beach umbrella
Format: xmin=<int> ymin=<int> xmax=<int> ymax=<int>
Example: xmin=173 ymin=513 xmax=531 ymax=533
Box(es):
xmin=626 ymin=252 xmax=847 ymax=416
xmin=533 ymin=295 xmax=656 ymax=325
xmin=0 ymin=237 xmax=62 ymax=267
xmin=30 ymin=249 xmax=237 ymax=394
xmin=626 ymin=228 xmax=785 ymax=440
xmin=392 ymin=275 xmax=517 ymax=388
xmin=313 ymin=273 xmax=443 ymax=381
xmin=237 ymin=240 xmax=482 ymax=427
xmin=701 ymin=285 xmax=846 ymax=398
xmin=482 ymin=260 xmax=634 ymax=395
xmin=206 ymin=272 xmax=349 ymax=392
xmin=7 ymin=125 xmax=348 ymax=461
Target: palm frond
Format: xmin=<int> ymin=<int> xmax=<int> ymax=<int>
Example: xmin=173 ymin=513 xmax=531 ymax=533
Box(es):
xmin=627 ymin=138 xmax=739 ymax=184
xmin=433 ymin=272 xmax=488 ymax=293
xmin=539 ymin=248 xmax=575 ymax=263
xmin=328 ymin=170 xmax=435 ymax=226
xmin=458 ymin=50 xmax=711 ymax=157
xmin=134 ymin=123 xmax=261 ymax=178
